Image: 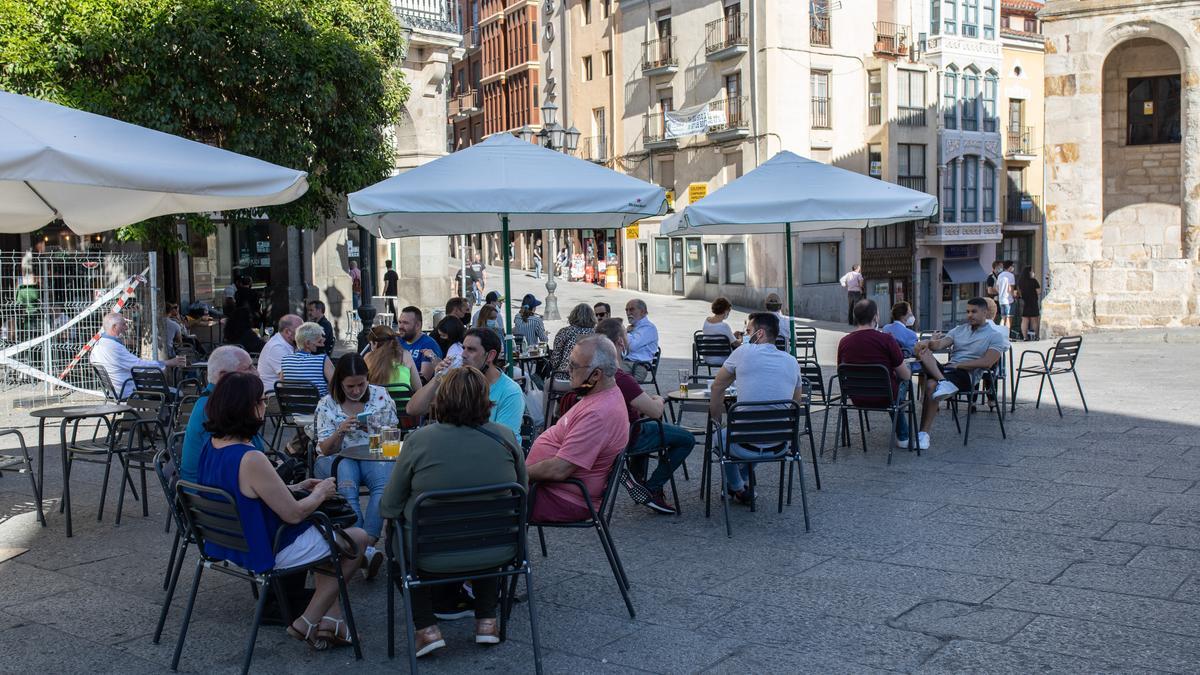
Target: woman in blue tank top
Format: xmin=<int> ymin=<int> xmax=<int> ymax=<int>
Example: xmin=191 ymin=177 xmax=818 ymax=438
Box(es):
xmin=197 ymin=371 xmax=368 ymax=651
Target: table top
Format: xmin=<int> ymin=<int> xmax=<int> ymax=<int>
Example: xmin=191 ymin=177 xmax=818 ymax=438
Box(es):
xmin=665 ymin=388 xmax=736 ymax=402
xmin=512 ymin=351 xmax=551 ymax=362
xmin=30 ymin=402 xmax=130 ymax=419
xmin=336 ymin=443 xmax=401 ymax=463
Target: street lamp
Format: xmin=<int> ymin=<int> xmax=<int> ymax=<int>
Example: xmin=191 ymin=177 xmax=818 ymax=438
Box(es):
xmin=530 ymin=103 xmax=581 ymax=320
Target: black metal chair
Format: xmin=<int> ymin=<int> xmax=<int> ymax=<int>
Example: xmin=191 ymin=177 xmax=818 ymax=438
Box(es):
xmin=620 ymin=418 xmax=684 ymax=515
xmin=530 ymin=451 xmax=635 ymax=618
xmin=0 ymin=429 xmax=43 ymax=526
xmin=822 ymin=364 xmax=917 ymax=465
xmin=113 ymin=398 xmax=170 ymax=525
xmin=132 ymin=365 xmax=182 ymax=403
xmin=629 ymin=348 xmax=662 ymax=394
xmin=793 ymin=326 xmax=818 ymax=361
xmin=385 ymin=484 xmax=542 ymax=673
xmin=707 ymin=400 xmax=813 ymax=537
xmin=541 ymin=370 xmax=571 ymax=431
xmin=171 ymin=395 xmax=200 ymax=438
xmin=269 ymin=380 xmax=321 ymax=464
xmin=1012 ymin=335 xmax=1087 ymax=417
xmin=92 ymin=363 xmax=125 ymax=402
xmin=692 ymin=332 xmax=733 ymax=377
xmin=153 ymin=445 xmax=194 ymax=645
xmin=950 ymin=358 xmax=1008 ymax=445
xmin=169 ymin=481 xmax=362 ymax=674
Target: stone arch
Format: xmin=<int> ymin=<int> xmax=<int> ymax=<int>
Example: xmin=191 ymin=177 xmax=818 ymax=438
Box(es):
xmin=1100 ymin=34 xmax=1183 ymax=260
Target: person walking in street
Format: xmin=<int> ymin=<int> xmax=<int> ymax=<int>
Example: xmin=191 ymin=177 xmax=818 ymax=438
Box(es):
xmin=840 ymin=264 xmax=864 ymax=326
xmin=382 ymin=259 xmax=399 ymax=318
xmin=468 ymin=254 xmax=486 ymax=305
xmin=995 ymin=261 xmax=1016 ymax=335
xmin=1016 ymin=265 xmax=1041 ymax=341
xmin=533 ymin=249 xmax=543 ymax=279
xmin=349 ymin=260 xmax=362 ymax=310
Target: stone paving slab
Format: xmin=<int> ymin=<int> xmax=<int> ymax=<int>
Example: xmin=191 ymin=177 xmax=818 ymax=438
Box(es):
xmin=0 ymin=271 xmax=1198 ymax=672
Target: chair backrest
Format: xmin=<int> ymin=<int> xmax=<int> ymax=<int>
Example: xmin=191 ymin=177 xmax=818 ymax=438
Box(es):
xmin=694 ymin=333 xmax=733 ymax=360
xmin=724 ymin=400 xmax=801 ymax=456
xmin=132 ymin=366 xmax=171 ymax=398
xmin=274 ymin=381 xmax=321 ymax=415
xmin=543 ymin=371 xmax=571 ymax=426
xmin=174 ymin=395 xmax=200 ymax=430
xmin=1049 ymin=335 xmax=1083 ymax=370
xmin=175 ymin=479 xmax=252 ymax=555
xmin=836 ymin=363 xmax=898 ymax=408
xmin=386 ymin=382 xmax=415 ymax=410
xmin=774 ymin=334 xmax=787 ymax=351
xmin=599 ymin=449 xmax=629 ymax=524
xmin=798 ymin=360 xmax=827 ymax=404
xmin=168 ymin=430 xmax=186 ymax=468
xmin=407 ymin=483 xmax=528 ymax=570
xmin=154 ymin=447 xmax=189 ymax=534
xmin=92 ymin=363 xmax=121 ymax=401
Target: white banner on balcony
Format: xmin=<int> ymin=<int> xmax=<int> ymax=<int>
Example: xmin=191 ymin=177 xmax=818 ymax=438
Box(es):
xmin=664 ymin=104 xmax=724 ymax=139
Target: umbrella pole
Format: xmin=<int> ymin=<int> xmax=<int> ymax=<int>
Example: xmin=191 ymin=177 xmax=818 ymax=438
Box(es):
xmin=501 ymin=214 xmax=513 ymax=375
xmin=785 ymin=222 xmax=796 ymax=358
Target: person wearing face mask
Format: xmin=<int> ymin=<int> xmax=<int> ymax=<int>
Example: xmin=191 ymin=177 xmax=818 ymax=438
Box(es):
xmin=314 ymin=353 xmax=400 ymax=580
xmin=406 ymin=328 xmax=525 ymax=438
xmin=470 ymin=291 xmax=507 ymax=333
xmin=526 ymin=336 xmax=630 ymax=522
xmin=881 ymin=301 xmax=919 ymax=361
xmin=473 ymin=304 xmax=504 ymax=338
xmin=838 ymin=299 xmax=914 ymax=448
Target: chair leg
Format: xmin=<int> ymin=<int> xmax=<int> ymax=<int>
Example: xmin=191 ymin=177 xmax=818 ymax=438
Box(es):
xmin=776 ymin=462 xmax=785 ymax=513
xmin=386 ymin=558 xmax=395 ymax=659
xmin=1034 ymin=372 xmax=1047 ymax=411
xmin=98 ymin=452 xmax=114 ymax=522
xmin=857 ymin=411 xmax=867 ymax=454
xmin=1010 ymin=371 xmax=1023 ymax=413
xmin=162 ymin=529 xmax=181 ymax=591
xmin=594 ymin=520 xmax=635 ymax=618
xmin=154 ymin=538 xmax=188 ymax=644
xmin=537 ymin=526 xmax=547 ymax=557
xmin=665 ymin=458 xmax=681 ymax=517
xmin=332 ymin=559 xmax=363 ymax=661
xmin=170 ymin=558 xmax=204 ymax=671
xmin=963 ymin=397 xmax=974 ymax=446
xmin=720 ymin=460 xmax=733 ymax=538
xmin=819 ymin=405 xmax=831 ymax=458
xmin=140 ymin=462 xmax=149 ymax=517
xmin=805 ymin=414 xmax=821 ymax=491
xmin=1046 ymin=373 xmax=1064 ymax=418
xmin=524 ymin=570 xmax=545 ymax=675
xmin=995 ymin=390 xmax=1007 ymax=439
xmin=795 ymin=454 xmax=812 ymax=533
xmin=402 ymin=581 xmax=419 ymax=675
xmin=1072 ymin=369 xmax=1088 ymax=413
xmin=240 ymin=579 xmax=270 ymax=675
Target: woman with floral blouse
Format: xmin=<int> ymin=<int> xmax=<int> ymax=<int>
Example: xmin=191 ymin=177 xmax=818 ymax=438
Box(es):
xmin=314 ymin=353 xmax=398 ymax=578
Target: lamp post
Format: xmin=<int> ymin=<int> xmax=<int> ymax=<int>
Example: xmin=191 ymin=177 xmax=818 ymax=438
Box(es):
xmin=517 ymin=104 xmax=579 ymax=321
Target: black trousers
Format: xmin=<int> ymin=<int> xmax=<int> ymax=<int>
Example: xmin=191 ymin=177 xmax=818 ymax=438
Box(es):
xmin=410 ymin=573 xmax=499 ymax=630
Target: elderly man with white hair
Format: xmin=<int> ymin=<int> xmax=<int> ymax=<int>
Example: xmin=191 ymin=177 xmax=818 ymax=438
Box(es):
xmin=90 ymin=311 xmax=185 ymax=399
xmin=258 ymin=313 xmax=302 ymax=391
xmin=179 ymin=345 xmax=260 ymax=482
xmin=526 ymin=336 xmax=630 ymax=522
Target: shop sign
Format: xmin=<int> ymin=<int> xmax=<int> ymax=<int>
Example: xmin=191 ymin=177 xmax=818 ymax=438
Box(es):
xmin=1143 ymin=101 xmax=1154 ymax=116
xmin=347 ymin=239 xmax=359 ymax=258
xmin=255 ymin=240 xmax=270 ymax=254
xmin=687 ymin=182 xmax=707 ymax=204
xmin=625 ymin=224 xmax=640 ymax=239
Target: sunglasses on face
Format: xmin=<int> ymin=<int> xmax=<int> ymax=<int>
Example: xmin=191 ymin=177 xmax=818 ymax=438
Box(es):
xmin=596 ymin=312 xmax=608 ymax=318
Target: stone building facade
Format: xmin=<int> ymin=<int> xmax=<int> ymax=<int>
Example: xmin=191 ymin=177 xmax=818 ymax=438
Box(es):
xmin=1040 ymin=0 xmax=1199 ymax=332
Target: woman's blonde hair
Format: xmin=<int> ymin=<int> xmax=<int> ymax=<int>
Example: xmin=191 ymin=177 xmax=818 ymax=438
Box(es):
xmin=364 ymin=324 xmax=402 ymax=385
xmin=432 ymin=366 xmax=492 ymax=426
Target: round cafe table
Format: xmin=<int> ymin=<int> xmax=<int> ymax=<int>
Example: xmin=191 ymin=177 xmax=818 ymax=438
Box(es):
xmin=329 ymin=443 xmax=401 ymax=483
xmin=30 ymin=402 xmax=130 ymax=536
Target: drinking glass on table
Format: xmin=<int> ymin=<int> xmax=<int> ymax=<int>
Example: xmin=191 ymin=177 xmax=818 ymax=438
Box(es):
xmin=381 ymin=428 xmax=401 ymax=459
xmin=677 ymin=369 xmax=691 ymax=395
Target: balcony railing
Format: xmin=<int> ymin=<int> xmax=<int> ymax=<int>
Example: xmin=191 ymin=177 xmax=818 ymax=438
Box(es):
xmin=579 ymin=135 xmax=610 ymax=163
xmin=897 ymin=176 xmax=926 ymax=193
xmin=897 ymin=106 xmax=926 ymax=127
xmin=1004 ymin=194 xmax=1043 ymax=224
xmin=708 ymin=96 xmax=750 ymax=134
xmin=917 ymin=221 xmax=1002 ymax=243
xmin=448 ymin=89 xmax=481 ymax=117
xmin=392 ymin=0 xmax=460 ymax=34
xmin=641 ymin=37 xmax=678 ymax=74
xmin=873 ymin=21 xmax=908 ymax=56
xmin=810 ymin=23 xmax=831 ymax=47
xmin=643 ymin=112 xmax=676 ymax=147
xmin=1007 ymin=126 xmax=1036 ymax=157
xmin=811 ymin=97 xmax=831 ymax=129
xmin=705 ymin=13 xmax=749 ymax=56
xmin=869 ymin=105 xmax=882 ymax=126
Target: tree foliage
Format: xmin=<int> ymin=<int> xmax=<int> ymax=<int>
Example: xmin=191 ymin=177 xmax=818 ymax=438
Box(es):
xmin=0 ymin=0 xmax=408 ymax=249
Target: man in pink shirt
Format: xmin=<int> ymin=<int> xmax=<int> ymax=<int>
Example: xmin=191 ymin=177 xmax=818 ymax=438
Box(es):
xmin=527 ymin=336 xmax=630 ymax=522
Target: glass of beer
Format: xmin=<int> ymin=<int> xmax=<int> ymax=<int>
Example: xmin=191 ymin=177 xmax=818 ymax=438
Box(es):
xmin=677 ymin=369 xmax=690 ymax=395
xmin=381 ymin=428 xmax=401 ymax=459
xmin=368 ymin=431 xmax=382 ymax=456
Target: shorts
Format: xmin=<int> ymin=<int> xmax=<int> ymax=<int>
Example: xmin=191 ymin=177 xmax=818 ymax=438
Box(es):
xmin=933 ymin=361 xmax=974 ymax=392
xmin=999 ymin=302 xmax=1013 ymax=318
xmin=275 ymin=525 xmax=331 ymax=570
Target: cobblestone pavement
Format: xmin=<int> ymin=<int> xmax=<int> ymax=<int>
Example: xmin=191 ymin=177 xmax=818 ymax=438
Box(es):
xmin=0 ymin=267 xmax=1198 ymax=673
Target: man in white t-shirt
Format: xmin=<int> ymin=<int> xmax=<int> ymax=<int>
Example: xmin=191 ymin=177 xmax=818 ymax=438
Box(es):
xmin=257 ymin=314 xmax=301 ymax=391
xmin=708 ymin=312 xmax=806 ymax=505
xmin=995 ymin=260 xmax=1016 ymax=333
xmin=840 ymin=264 xmax=865 ymax=326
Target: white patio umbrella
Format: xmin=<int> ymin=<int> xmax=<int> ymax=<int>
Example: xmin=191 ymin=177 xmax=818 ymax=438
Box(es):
xmin=0 ymin=90 xmax=309 ymax=234
xmin=349 ymin=133 xmax=667 ymax=356
xmin=662 ymin=150 xmax=938 ymax=353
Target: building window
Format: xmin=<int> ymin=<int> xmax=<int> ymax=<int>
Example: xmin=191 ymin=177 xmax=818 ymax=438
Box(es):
xmin=685 ymin=238 xmax=703 ymax=275
xmin=801 ymin=242 xmax=840 ymax=284
xmin=657 ymin=157 xmax=675 ymax=194
xmin=724 ymin=243 xmax=746 ymax=284
xmin=898 ymin=70 xmax=926 ymax=126
xmin=962 ymin=0 xmax=978 ymax=37
xmin=982 ymin=0 xmax=995 ymax=39
xmin=582 ymin=0 xmax=591 ymax=25
xmin=1128 ymin=75 xmax=1182 ymax=145
xmin=931 ymin=0 xmax=941 ymax=36
xmin=656 ymin=9 xmax=671 ymax=38
xmin=961 ymin=69 xmax=979 ymax=131
xmin=869 ymin=144 xmax=882 ymax=178
xmin=602 ymin=0 xmax=611 ymax=19
xmin=983 ymin=71 xmax=998 ymax=132
xmin=943 ymin=159 xmax=957 ymax=223
xmin=865 ymin=223 xmax=908 ymax=250
xmin=582 ymin=55 xmax=593 ymax=81
xmin=810 ymin=0 xmax=831 ymax=47
xmin=982 ymin=161 xmax=996 ymax=221
xmin=942 ymin=0 xmax=957 ymax=35
xmin=943 ymin=67 xmax=957 ymax=129
xmin=704 ymin=243 xmax=719 ymax=283
xmin=811 ymin=70 xmax=831 ymax=129
xmin=603 ymin=49 xmax=612 ymax=76
xmin=898 ymin=143 xmax=926 ymax=192
xmin=962 ymin=155 xmax=979 ymax=222
xmin=868 ymin=69 xmax=882 ymax=125
xmin=654 ymin=238 xmax=670 ymax=273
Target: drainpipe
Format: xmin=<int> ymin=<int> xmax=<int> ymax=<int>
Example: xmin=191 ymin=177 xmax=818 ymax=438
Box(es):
xmin=749 ymin=0 xmax=760 ymax=167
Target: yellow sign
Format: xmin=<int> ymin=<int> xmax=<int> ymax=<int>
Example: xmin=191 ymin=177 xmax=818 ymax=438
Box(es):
xmin=1143 ymin=101 xmax=1155 ymax=115
xmin=665 ymin=190 xmax=675 ymax=209
xmin=688 ymin=182 xmax=708 ymax=204
xmin=625 ymin=224 xmax=640 ymax=240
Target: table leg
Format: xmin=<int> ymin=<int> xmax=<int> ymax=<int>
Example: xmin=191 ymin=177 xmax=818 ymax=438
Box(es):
xmin=59 ymin=418 xmax=72 ymax=538
xmin=36 ymin=419 xmax=46 ymax=526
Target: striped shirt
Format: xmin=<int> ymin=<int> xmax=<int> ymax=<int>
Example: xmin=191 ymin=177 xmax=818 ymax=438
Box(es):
xmin=280 ymin=350 xmax=330 ymax=397
xmin=512 ymin=313 xmax=547 ymax=348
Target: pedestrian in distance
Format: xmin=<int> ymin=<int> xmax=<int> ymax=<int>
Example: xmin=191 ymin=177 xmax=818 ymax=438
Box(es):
xmin=839 ymin=264 xmax=864 ymax=326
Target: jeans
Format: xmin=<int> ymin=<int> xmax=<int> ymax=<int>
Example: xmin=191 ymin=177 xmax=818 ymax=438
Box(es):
xmin=892 ymin=381 xmax=911 ymax=441
xmin=314 ymin=456 xmax=390 ymax=539
xmin=722 ymin=440 xmax=787 ymax=493
xmin=626 ymin=422 xmax=695 ymax=493
xmin=533 ymin=259 xmax=542 ymax=279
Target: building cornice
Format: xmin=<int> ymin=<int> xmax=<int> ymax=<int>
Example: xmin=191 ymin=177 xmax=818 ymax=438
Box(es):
xmin=1040 ymin=0 xmax=1200 ymax=21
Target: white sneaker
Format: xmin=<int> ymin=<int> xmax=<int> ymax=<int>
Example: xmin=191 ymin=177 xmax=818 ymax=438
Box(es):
xmin=931 ymin=380 xmax=959 ymax=402
xmin=894 ymin=435 xmax=911 ymax=449
xmin=917 ymin=432 xmax=931 ymax=451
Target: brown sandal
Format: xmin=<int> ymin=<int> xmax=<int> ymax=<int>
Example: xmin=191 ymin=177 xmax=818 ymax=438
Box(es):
xmin=287 ymin=616 xmax=330 ymax=651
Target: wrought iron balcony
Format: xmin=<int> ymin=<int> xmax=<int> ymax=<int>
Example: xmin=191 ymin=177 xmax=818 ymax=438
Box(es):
xmin=642 ymin=37 xmax=678 ymax=76
xmin=873 ymin=21 xmax=908 ymax=56
xmin=897 ymin=106 xmax=927 ymax=127
xmin=705 ymin=13 xmax=749 ymax=61
xmin=579 ymin=135 xmax=610 ymax=163
xmin=811 ymin=96 xmax=831 ymax=129
xmin=707 ymin=96 xmax=750 ymax=141
xmin=448 ymin=89 xmax=481 ymax=118
xmin=897 ymin=176 xmax=926 ymax=193
xmin=643 ymin=112 xmax=677 ymax=149
xmin=1004 ymin=194 xmax=1043 ymax=225
xmin=1006 ymin=125 xmax=1037 ymax=158
xmin=392 ymin=0 xmax=460 ymax=34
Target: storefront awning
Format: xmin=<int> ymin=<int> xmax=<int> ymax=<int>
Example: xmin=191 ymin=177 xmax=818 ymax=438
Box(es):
xmin=941 ymin=259 xmax=989 ymax=284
